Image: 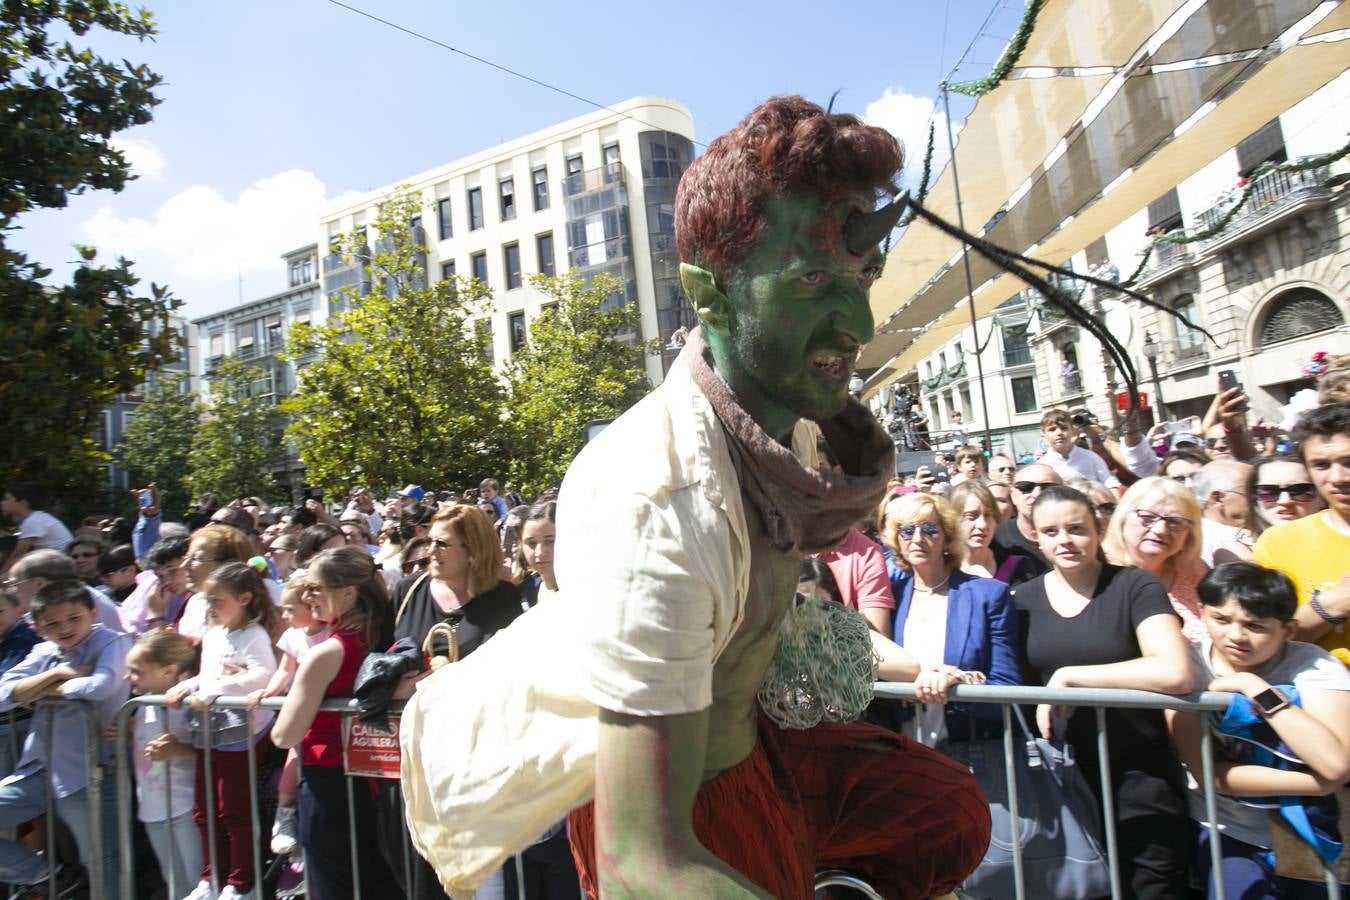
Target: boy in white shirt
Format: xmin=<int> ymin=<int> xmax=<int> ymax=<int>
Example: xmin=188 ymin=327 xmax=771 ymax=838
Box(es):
xmin=1 ymin=481 xmax=73 ymax=574
xmin=1167 ymin=561 xmax=1350 ymax=898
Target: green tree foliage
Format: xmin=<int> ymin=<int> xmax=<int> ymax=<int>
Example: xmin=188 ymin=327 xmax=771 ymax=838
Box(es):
xmin=118 ymin=373 xmax=199 ymax=517
xmin=283 ymin=191 xmax=504 ymax=494
xmin=0 ymin=2 xmax=179 ymax=501
xmin=185 ymin=356 xmax=287 ymax=503
xmin=503 ymin=271 xmax=658 ymax=495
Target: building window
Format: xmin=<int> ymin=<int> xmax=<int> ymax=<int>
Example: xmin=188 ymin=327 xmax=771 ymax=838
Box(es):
xmin=499 ymin=178 xmax=515 ymax=221
xmin=565 ymin=154 xmax=583 ymax=193
xmin=504 ymin=243 xmax=522 ymax=290
xmin=532 ymin=167 xmax=549 ymax=210
xmin=470 ymin=251 xmax=488 ymax=289
xmin=509 ymin=311 xmax=526 ymax=354
xmin=1172 ymin=294 xmax=1206 ymax=355
xmin=566 ymin=155 xmax=583 ymax=176
xmin=603 ymin=143 xmax=620 ymax=167
xmin=437 ymin=198 xmax=452 ymax=240
xmin=536 ymin=232 xmax=555 ymax=277
xmin=468 ymin=187 xmax=484 ymax=230
xmin=1011 ymin=376 xmax=1038 ymax=413
xmin=1237 ymin=120 xmax=1287 ymax=177
xmin=288 ymin=257 xmax=313 ymax=286
xmin=1258 ymin=287 xmax=1344 ymax=347
xmin=264 ymin=314 xmax=283 ymax=352
xmin=441 ymin=260 xmax=456 ymax=281
xmin=1002 ymin=327 xmax=1032 ymax=366
xmin=477 ymin=318 xmax=494 ymax=365
xmin=209 ymin=333 xmax=224 ymax=359
xmin=292 ymin=307 xmax=311 ymax=327
xmin=236 ymin=322 xmax=255 ymax=356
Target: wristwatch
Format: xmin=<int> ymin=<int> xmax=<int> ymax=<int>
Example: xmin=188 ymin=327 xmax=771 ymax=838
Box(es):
xmin=1251 ymin=687 xmax=1291 ymax=717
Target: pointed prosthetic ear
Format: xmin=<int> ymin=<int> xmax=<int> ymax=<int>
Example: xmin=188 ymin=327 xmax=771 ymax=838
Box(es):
xmin=680 ymin=263 xmax=731 ymax=333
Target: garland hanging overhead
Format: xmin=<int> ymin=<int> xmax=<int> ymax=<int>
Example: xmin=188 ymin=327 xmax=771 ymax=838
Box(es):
xmin=947 ymin=0 xmax=1046 ymax=97
xmin=1121 ymin=140 xmax=1350 ymax=287
xmin=886 ymin=122 xmax=937 ymax=253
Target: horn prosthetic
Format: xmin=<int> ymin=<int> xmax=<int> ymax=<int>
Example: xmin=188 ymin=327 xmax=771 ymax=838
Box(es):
xmin=844 ymin=192 xmax=909 ymax=256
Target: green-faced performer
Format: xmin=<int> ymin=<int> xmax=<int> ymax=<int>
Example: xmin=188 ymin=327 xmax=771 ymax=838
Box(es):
xmin=399 ymin=96 xmax=991 ymax=899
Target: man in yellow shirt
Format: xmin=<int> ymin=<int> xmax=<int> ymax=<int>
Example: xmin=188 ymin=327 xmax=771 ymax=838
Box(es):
xmin=1253 ymin=402 xmax=1350 ymax=665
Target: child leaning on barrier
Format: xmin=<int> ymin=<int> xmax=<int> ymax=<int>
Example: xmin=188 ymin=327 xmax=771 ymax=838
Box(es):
xmin=1166 ymin=561 xmax=1350 ymax=899
xmin=164 ymin=560 xmax=279 ymax=900
xmin=0 ymin=584 xmax=40 ymax=776
xmin=0 ymin=578 xmax=129 ymax=899
xmin=247 ymin=576 xmax=331 ymax=858
xmin=123 ymin=629 xmax=204 ymax=898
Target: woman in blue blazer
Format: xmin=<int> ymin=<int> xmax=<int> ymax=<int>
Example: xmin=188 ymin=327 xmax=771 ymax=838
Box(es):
xmin=877 ymin=491 xmax=1020 ymax=745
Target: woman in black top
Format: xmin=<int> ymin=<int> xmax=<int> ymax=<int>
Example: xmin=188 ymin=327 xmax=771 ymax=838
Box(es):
xmin=392 ymin=504 xmax=522 ymax=658
xmin=381 ymin=504 xmax=523 ymax=900
xmin=1012 ymin=485 xmax=1193 ymax=899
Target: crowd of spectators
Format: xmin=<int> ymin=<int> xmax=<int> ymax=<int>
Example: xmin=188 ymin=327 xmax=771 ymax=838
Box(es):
xmin=0 ymin=474 xmax=566 ymax=900
xmin=0 ymin=354 xmax=1348 ymax=899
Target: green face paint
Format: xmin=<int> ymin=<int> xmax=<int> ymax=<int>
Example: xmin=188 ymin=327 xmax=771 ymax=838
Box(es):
xmin=710 ymin=194 xmax=882 ymax=437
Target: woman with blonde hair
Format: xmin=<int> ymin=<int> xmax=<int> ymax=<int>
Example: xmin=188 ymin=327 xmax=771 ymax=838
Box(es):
xmin=175 ymin=523 xmax=255 ymax=639
xmin=1102 ymin=475 xmax=1208 ymax=643
xmin=876 ymin=491 xmax=1019 ymax=746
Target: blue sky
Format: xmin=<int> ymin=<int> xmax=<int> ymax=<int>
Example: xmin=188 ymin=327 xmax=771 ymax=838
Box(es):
xmin=13 ymin=0 xmax=1024 ymax=320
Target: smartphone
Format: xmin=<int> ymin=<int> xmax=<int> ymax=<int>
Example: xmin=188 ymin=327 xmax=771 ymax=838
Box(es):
xmin=1217 ymin=369 xmax=1248 ymax=412
xmin=1163 ymin=418 xmax=1196 ymax=435
xmin=138 ymin=490 xmax=154 ymax=509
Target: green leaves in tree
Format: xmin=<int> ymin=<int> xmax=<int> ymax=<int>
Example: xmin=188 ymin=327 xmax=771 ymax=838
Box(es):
xmin=185 ymin=356 xmax=288 ymax=504
xmin=118 ymin=372 xmax=200 ymax=518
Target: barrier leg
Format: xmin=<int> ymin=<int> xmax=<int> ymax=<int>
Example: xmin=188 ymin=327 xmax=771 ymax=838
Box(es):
xmin=1002 ymin=704 xmax=1025 ymax=900
xmin=81 ymin=705 xmax=104 ymax=900
xmin=115 ymin=704 xmax=136 ymax=900
xmin=1198 ymin=726 xmax=1225 ymax=900
xmin=346 ymin=771 xmax=362 ymax=899
xmin=203 ymin=706 xmax=219 ymax=897
xmin=42 ymin=712 xmax=56 ymax=891
xmin=246 ymin=714 xmax=262 ymax=897
xmin=1094 ymin=707 xmax=1122 ymax=900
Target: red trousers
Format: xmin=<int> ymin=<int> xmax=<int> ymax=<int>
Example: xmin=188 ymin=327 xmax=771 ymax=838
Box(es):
xmin=194 ymin=747 xmax=258 ymax=892
xmin=568 ymin=716 xmax=990 ymax=900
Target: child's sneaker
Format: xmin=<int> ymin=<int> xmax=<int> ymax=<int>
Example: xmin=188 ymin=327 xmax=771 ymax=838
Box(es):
xmin=219 ymin=886 xmax=255 ymax=900
xmin=269 ymin=804 xmax=299 ymax=855
xmin=275 ymin=854 xmax=306 ymax=899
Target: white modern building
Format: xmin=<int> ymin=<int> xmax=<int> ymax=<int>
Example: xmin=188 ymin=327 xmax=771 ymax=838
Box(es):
xmin=317 ymin=96 xmax=698 ymax=384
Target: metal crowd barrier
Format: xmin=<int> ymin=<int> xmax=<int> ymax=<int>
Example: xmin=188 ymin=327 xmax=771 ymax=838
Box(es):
xmin=0 ymin=700 xmax=106 ymax=900
xmin=7 ymin=688 xmax=1345 ymax=900
xmin=874 ymin=682 xmax=1346 ymax=900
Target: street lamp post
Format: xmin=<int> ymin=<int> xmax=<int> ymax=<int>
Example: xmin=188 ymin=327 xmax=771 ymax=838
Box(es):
xmin=1142 ymin=332 xmax=1168 ymax=422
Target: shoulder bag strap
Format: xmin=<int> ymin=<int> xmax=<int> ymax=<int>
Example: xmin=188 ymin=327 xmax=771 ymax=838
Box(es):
xmin=395 ymin=573 xmax=431 ymax=627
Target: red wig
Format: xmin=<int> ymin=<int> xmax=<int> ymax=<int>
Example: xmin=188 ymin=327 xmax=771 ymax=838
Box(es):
xmin=674 ymin=95 xmax=903 ymax=285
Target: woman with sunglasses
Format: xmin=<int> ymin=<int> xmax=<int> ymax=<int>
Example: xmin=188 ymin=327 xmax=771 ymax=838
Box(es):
xmin=877 ymin=492 xmax=1019 ymax=746
xmin=1016 ymin=484 xmax=1192 ymax=899
xmin=382 ymin=505 xmax=523 ymax=899
xmin=1103 ymin=475 xmax=1209 ymax=643
xmin=1214 ymin=454 xmax=1323 ymax=565
xmin=1069 ymin=479 xmax=1118 ymax=534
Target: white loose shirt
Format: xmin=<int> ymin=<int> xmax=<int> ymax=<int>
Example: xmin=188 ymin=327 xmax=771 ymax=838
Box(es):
xmin=399 ymin=355 xmax=816 ymax=897
xmin=1039 ymin=444 xmax=1121 ymax=488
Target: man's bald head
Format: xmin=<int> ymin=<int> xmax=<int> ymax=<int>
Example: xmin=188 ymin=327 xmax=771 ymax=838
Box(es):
xmin=1012 ymin=464 xmax=1063 ymax=523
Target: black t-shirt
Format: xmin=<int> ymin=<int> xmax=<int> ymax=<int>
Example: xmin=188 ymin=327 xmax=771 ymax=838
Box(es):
xmin=991 ymin=518 xmax=1050 ymax=577
xmin=391 ymin=575 xmax=523 ymax=660
xmin=1013 ymin=565 xmax=1179 ymax=763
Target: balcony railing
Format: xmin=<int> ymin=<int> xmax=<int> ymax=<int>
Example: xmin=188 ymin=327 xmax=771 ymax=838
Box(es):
xmin=1155 ymin=335 xmax=1209 ymax=370
xmin=1133 ymin=239 xmax=1194 ymax=288
xmin=1060 ymin=372 xmax=1084 ymax=397
xmin=1196 ymin=164 xmax=1332 ymax=244
xmin=568 ymin=237 xmax=631 ymax=269
xmin=563 ymin=162 xmax=624 ymax=197
xmin=1002 ymin=345 xmax=1033 ymax=367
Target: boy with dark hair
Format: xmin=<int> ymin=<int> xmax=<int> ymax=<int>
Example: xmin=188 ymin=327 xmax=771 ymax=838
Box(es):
xmin=1036 ymin=410 xmax=1121 ymax=488
xmin=0 ymin=585 xmax=39 ymax=775
xmin=1167 ymin=561 xmax=1350 ymax=898
xmin=96 ymin=543 xmax=138 ymax=604
xmin=1254 ymin=401 xmax=1350 ymax=665
xmin=0 ymin=579 xmax=129 ymax=897
xmin=0 ymin=481 xmax=73 ymax=575
xmin=479 ymin=478 xmax=509 ymax=523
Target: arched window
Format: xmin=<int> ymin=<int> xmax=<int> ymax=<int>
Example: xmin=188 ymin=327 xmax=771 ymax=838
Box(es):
xmin=1258 ymin=288 xmax=1344 ymax=347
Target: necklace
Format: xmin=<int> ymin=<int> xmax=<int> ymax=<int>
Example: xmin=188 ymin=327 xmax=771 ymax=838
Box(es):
xmin=913 ymin=572 xmax=951 ymax=594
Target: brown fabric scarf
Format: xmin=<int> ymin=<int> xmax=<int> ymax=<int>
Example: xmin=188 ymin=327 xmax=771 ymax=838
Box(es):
xmin=683 ymin=327 xmax=894 ymax=556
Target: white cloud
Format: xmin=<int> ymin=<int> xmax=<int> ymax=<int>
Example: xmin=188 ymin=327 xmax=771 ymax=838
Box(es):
xmin=108 ymin=136 xmax=165 ymax=179
xmin=863 ymin=87 xmax=962 ymax=192
xmin=81 ymin=170 xmax=365 ymax=315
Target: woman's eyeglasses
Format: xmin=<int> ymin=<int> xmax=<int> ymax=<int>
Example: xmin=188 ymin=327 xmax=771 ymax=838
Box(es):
xmin=1254 ymin=482 xmax=1317 ymax=503
xmin=1134 ymin=509 xmax=1191 ymax=535
xmin=402 ymin=557 xmax=430 ymax=574
xmin=897 ymin=522 xmax=942 ymax=540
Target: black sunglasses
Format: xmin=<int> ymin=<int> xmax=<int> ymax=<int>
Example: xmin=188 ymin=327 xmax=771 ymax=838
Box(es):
xmin=897 ymin=522 xmax=942 ymax=540
xmin=1254 ymin=482 xmax=1317 ymax=503
xmin=402 ymin=556 xmax=430 ymax=574
xmin=1013 ymin=481 xmax=1057 ymax=495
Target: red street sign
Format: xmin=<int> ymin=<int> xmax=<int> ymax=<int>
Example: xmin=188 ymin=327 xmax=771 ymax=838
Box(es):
xmin=1117 ymin=390 xmax=1148 ymax=411
xmin=343 ymin=715 xmax=402 ymax=779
